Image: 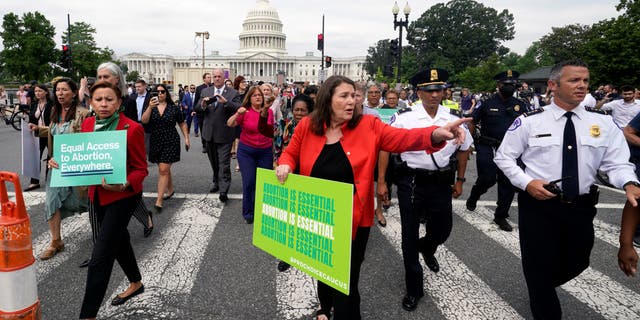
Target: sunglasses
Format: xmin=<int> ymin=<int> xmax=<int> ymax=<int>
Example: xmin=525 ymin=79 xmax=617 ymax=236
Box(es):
xmin=157 ymin=90 xmax=166 ymax=94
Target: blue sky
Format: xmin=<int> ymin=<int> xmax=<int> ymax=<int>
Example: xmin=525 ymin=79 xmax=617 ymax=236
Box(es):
xmin=2 ymin=0 xmax=621 ymax=59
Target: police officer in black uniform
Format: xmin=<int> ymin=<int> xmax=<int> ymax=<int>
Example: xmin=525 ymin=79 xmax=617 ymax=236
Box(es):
xmin=466 ymin=70 xmax=525 ymax=231
xmin=383 ymin=68 xmax=473 ymax=312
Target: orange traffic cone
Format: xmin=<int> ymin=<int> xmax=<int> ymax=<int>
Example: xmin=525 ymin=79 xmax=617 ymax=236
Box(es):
xmin=0 ymin=172 xmax=41 ymax=320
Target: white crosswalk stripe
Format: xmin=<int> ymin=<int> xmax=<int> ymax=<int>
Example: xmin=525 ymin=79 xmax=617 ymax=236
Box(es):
xmin=466 ymin=205 xmax=640 ymax=319
xmin=98 ymin=195 xmax=223 ymax=319
xmin=5 ymin=192 xmax=638 ymax=319
xmin=380 ymin=203 xmax=524 ymax=319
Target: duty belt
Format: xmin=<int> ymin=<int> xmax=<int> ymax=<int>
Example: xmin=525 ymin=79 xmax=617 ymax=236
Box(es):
xmin=477 ymin=136 xmax=502 ymax=147
xmin=404 ymin=166 xmax=454 ymax=185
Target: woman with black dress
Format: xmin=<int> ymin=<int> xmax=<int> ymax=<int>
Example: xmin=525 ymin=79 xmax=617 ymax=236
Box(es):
xmin=25 ymin=83 xmax=53 ymax=191
xmin=141 ymin=83 xmax=190 ymax=212
xmin=275 ymin=75 xmax=469 ymax=319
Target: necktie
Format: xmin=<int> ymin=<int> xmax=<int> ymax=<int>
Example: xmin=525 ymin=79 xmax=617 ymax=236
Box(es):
xmin=562 ymin=112 xmax=579 ymax=198
xmin=215 ymin=88 xmax=221 ymax=107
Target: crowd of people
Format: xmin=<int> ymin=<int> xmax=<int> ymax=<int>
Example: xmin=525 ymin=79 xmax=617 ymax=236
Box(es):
xmin=12 ymin=59 xmax=640 ymax=319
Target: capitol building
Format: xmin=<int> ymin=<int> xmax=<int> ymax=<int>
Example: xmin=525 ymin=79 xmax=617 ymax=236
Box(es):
xmin=119 ymin=0 xmax=367 ymax=85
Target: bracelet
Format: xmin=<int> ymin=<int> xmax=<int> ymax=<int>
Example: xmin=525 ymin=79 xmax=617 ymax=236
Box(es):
xmin=456 ymin=177 xmax=466 ymax=182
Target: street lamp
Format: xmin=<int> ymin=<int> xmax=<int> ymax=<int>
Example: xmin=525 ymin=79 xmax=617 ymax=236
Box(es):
xmin=195 ymin=31 xmax=210 ymax=74
xmin=392 ymin=1 xmax=411 ymax=84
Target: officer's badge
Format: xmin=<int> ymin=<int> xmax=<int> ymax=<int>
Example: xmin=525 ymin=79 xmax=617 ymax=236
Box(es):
xmin=507 ymin=70 xmax=513 ymax=77
xmin=590 ymin=125 xmax=600 ymax=137
xmin=514 ymin=105 xmax=520 ymax=112
xmin=430 ymin=69 xmax=438 ymax=81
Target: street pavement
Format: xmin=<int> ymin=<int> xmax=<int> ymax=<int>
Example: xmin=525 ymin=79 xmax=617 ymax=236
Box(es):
xmin=0 ymin=124 xmax=639 ymax=319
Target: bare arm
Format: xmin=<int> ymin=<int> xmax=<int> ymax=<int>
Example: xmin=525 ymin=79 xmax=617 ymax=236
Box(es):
xmin=624 ymin=125 xmax=640 ymax=147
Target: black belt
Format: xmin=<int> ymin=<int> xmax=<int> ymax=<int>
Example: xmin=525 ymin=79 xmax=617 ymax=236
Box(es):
xmin=477 ymin=136 xmax=502 ymax=147
xmin=550 ymin=185 xmax=599 ymax=207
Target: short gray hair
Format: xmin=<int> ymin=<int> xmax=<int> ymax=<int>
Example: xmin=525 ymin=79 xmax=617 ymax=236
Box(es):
xmin=366 ymin=82 xmax=380 ymax=93
xmin=549 ymin=59 xmax=589 ymax=82
xmin=97 ymin=62 xmax=127 ymax=98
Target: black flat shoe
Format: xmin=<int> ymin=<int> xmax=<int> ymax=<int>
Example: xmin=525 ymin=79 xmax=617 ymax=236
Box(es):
xmin=402 ymin=295 xmax=421 ymax=311
xmin=424 ymin=255 xmax=440 ymax=273
xmin=24 ymin=184 xmax=40 ymax=192
xmin=78 ymin=258 xmax=90 ymax=268
xmin=154 ymin=205 xmax=162 ymax=214
xmin=377 ymin=218 xmax=387 ymax=227
xmin=162 ymin=191 xmax=175 ymax=200
xmin=219 ymin=193 xmax=228 ymax=203
xmin=277 ymin=260 xmax=291 ymax=272
xmin=144 ymin=212 xmax=154 ymax=238
xmin=111 ymin=284 xmax=145 ymax=306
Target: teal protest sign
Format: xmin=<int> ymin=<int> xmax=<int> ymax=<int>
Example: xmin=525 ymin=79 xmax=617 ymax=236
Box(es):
xmin=378 ymin=108 xmax=397 ymax=123
xmin=50 ymin=131 xmax=127 ymax=187
xmin=253 ymin=168 xmax=354 ymax=295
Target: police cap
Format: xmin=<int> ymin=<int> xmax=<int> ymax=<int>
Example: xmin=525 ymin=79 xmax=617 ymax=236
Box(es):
xmin=493 ymin=70 xmax=520 ymax=84
xmin=410 ymin=68 xmax=448 ymax=91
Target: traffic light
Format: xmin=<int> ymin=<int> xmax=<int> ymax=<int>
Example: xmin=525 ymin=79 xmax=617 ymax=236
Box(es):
xmin=60 ymin=45 xmax=70 ymax=69
xmin=325 ymin=56 xmax=332 ymax=68
xmin=317 ymin=33 xmax=324 ymax=51
xmin=389 ymin=39 xmax=399 ymax=57
xmin=384 ymin=64 xmax=393 ymax=77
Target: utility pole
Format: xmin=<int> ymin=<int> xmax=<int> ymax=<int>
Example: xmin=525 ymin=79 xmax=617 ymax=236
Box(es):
xmin=321 ymin=15 xmax=325 ymax=71
xmin=67 ymin=14 xmax=74 ymax=76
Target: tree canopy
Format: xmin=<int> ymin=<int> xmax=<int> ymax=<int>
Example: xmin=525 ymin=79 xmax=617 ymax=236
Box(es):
xmin=62 ymin=22 xmax=115 ymax=79
xmin=407 ymin=0 xmax=515 ymax=75
xmin=0 ymin=12 xmax=57 ymax=82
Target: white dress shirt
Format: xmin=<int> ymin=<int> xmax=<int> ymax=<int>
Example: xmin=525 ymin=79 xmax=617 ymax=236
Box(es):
xmin=494 ymin=103 xmax=638 ymax=194
xmin=391 ymin=105 xmax=472 ymax=170
xmin=600 ymin=99 xmax=640 ymax=128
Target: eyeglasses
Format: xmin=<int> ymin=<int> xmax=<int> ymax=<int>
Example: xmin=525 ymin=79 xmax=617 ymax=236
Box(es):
xmin=157 ymin=90 xmax=166 ymax=94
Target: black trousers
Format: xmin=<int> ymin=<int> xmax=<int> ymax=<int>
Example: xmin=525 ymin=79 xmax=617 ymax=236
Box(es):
xmin=206 ymin=141 xmax=232 ymax=193
xmin=397 ymin=174 xmax=452 ymax=297
xmin=518 ymin=192 xmax=596 ymax=320
xmin=317 ymin=227 xmax=370 ymax=320
xmin=80 ymin=192 xmax=142 ymax=318
xmin=469 ymin=143 xmax=515 ymax=219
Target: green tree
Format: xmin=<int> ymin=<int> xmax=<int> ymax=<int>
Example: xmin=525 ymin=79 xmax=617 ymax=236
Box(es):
xmin=365 ymin=39 xmax=394 ymax=79
xmin=61 ymin=21 xmax=114 ymax=78
xmin=0 ymin=12 xmax=57 ymax=82
xmin=407 ymin=0 xmax=515 ymax=76
xmin=126 ymin=70 xmax=140 ymax=82
xmin=455 ymin=54 xmax=505 ymax=92
xmin=537 ymin=24 xmax=593 ymax=63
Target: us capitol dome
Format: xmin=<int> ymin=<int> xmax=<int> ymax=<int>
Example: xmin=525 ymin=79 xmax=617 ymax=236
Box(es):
xmin=120 ymin=0 xmax=366 ymax=85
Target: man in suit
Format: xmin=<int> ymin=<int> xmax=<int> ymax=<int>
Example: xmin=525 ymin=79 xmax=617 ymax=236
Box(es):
xmin=181 ymin=84 xmax=197 ymax=135
xmin=131 ymin=79 xmax=151 ymax=122
xmin=195 ymin=68 xmax=240 ymax=202
xmin=194 ymin=73 xmax=212 ymax=152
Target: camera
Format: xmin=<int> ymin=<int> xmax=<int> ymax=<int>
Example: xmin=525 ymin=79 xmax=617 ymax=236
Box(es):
xmin=206 ymin=95 xmax=218 ymax=105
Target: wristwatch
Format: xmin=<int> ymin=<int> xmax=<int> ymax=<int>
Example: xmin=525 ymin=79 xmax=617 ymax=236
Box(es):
xmin=456 ymin=177 xmax=466 ymax=182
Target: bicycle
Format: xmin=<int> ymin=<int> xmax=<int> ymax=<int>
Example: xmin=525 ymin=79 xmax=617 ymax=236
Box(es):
xmin=1 ymin=103 xmax=28 ymax=131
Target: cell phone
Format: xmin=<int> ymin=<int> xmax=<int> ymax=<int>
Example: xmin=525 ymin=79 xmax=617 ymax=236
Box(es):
xmin=150 ymin=90 xmax=158 ymax=98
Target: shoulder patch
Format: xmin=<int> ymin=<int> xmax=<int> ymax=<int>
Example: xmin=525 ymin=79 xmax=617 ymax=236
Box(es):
xmin=397 ymin=107 xmax=412 ymax=115
xmin=523 ymin=108 xmax=544 ymax=117
xmin=585 ymin=107 xmax=611 ymax=116
xmin=508 ymin=117 xmax=522 ymax=131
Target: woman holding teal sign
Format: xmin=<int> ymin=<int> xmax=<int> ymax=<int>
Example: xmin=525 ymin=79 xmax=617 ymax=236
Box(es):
xmin=40 ymin=78 xmax=90 ymax=260
xmin=76 ymin=81 xmax=148 ymax=319
xmin=276 ymin=75 xmax=470 ymax=320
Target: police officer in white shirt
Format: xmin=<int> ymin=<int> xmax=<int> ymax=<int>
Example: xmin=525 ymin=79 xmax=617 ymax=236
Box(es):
xmin=379 ymin=68 xmax=472 ymax=312
xmin=494 ymin=60 xmax=640 ymax=319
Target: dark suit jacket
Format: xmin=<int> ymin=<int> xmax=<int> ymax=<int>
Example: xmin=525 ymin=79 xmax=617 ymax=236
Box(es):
xmin=181 ymin=91 xmax=196 ymax=113
xmin=195 ymin=86 xmax=240 ymax=143
xmin=194 ymin=83 xmax=211 ymax=115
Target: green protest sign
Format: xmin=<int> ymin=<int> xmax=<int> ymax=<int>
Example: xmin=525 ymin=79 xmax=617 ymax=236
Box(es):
xmin=378 ymin=108 xmax=397 ymax=123
xmin=253 ymin=168 xmax=353 ymax=295
xmin=50 ymin=131 xmax=127 ymax=187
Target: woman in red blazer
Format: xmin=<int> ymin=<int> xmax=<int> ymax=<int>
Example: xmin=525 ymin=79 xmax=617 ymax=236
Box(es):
xmin=276 ymin=75 xmax=469 ymax=320
xmin=75 ymin=81 xmax=148 ymax=319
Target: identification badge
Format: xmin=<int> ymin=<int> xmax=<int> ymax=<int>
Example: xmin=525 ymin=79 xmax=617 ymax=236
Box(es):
xmin=514 ymin=105 xmax=520 ymax=112
xmin=590 ymin=125 xmax=600 ymax=137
